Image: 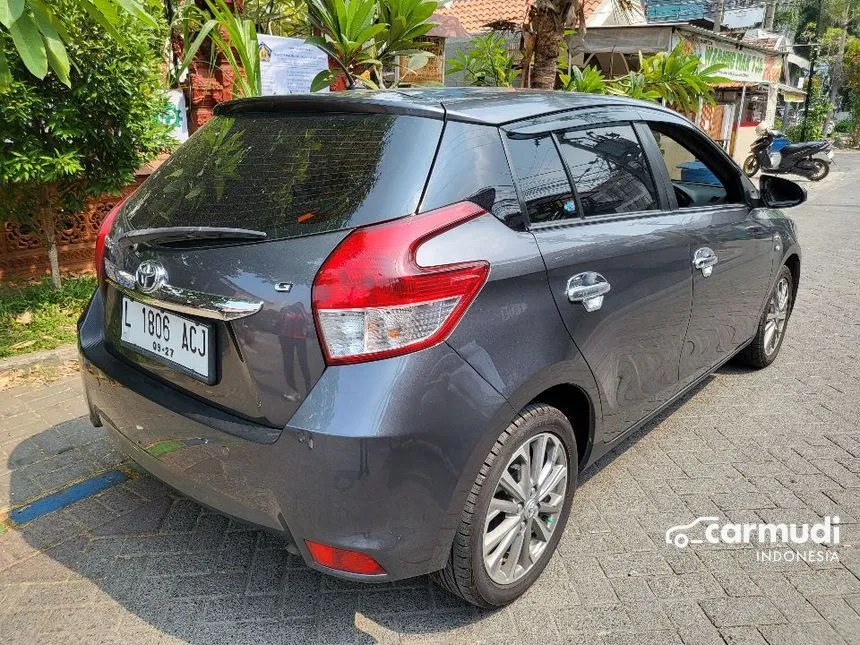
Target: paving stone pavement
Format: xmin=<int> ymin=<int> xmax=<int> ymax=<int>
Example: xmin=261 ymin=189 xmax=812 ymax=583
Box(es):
xmin=2 ymin=154 xmax=860 ymax=644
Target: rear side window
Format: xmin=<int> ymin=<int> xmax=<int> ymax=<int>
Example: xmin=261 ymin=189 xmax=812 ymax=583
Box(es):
xmin=556 ymin=125 xmax=659 ymax=217
xmin=507 ymin=135 xmax=577 ymax=223
xmin=121 ymin=113 xmax=443 ymax=240
xmin=421 ymin=122 xmax=525 ymax=230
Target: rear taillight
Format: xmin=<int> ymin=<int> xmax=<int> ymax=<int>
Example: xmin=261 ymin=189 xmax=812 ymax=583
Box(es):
xmin=312 ymin=201 xmax=490 ymax=365
xmin=95 ymin=197 xmax=126 ymax=283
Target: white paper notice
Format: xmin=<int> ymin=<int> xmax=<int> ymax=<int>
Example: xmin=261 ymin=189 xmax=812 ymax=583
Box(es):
xmin=258 ymin=34 xmax=330 ymax=95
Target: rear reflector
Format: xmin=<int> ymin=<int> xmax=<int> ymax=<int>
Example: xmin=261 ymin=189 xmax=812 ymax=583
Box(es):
xmin=312 ymin=202 xmax=490 ymax=365
xmin=305 ymin=540 xmax=386 ymax=575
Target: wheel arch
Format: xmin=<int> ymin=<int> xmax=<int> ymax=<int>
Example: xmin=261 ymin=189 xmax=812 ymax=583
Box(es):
xmin=527 ymin=383 xmax=595 ymax=469
xmin=784 ymin=252 xmax=800 ymax=312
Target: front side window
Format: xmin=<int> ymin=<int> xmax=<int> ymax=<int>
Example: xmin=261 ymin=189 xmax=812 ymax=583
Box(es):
xmin=506 ymin=135 xmax=577 ymax=224
xmin=646 ymin=123 xmax=742 ymax=208
xmin=556 ymin=125 xmax=659 ymax=217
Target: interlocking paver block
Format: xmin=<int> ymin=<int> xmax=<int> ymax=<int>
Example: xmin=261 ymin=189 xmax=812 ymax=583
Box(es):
xmin=2 ymin=155 xmax=860 ymax=643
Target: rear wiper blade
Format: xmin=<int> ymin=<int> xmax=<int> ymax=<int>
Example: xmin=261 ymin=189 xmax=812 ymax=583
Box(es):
xmin=117 ymin=226 xmax=267 ymax=248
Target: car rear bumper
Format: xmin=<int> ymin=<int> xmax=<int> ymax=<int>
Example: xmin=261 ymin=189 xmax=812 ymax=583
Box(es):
xmin=79 ymin=289 xmax=513 ymax=581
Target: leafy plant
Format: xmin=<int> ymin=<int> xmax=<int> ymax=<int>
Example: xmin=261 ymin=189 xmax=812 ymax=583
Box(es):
xmin=174 ymin=0 xmax=262 ymax=97
xmin=634 ymin=44 xmax=728 ymax=114
xmin=0 ymin=0 xmax=173 ymax=288
xmin=243 ymin=0 xmax=308 ymax=36
xmin=447 ymin=32 xmax=520 ymax=87
xmin=0 ymin=0 xmax=157 ymax=87
xmin=558 ymin=65 xmax=605 ymax=93
xmin=304 ymin=0 xmax=438 ymax=90
xmin=788 ymin=77 xmax=831 ymax=141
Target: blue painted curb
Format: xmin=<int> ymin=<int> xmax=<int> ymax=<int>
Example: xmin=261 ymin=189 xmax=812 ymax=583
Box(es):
xmin=9 ymin=470 xmax=129 ymax=525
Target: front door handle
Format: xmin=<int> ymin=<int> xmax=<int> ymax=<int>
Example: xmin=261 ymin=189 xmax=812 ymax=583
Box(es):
xmin=693 ymin=247 xmax=718 ymax=277
xmin=566 ymin=272 xmax=611 ymax=312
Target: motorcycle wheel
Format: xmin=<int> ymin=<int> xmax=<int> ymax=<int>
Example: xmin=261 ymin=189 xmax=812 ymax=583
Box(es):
xmin=808 ymin=159 xmax=830 ymax=182
xmin=742 ymin=156 xmax=760 ymax=177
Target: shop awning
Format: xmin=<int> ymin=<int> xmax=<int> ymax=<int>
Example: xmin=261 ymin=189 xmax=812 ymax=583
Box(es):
xmin=778 ymin=83 xmax=806 ymax=102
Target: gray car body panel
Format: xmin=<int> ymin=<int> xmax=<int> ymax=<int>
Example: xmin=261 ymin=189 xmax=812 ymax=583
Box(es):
xmin=79 ymin=89 xmax=802 ymax=581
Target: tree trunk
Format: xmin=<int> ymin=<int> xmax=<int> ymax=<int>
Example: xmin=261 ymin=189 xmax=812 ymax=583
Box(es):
xmin=40 ymin=208 xmax=61 ymax=289
xmin=829 ymin=9 xmax=850 ymax=109
xmin=37 ymin=184 xmax=62 ymax=289
xmin=528 ymin=5 xmax=563 ymax=89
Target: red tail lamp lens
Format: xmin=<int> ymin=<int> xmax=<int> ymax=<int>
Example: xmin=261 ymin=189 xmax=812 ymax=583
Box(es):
xmin=305 ymin=540 xmax=386 ymax=575
xmin=95 ymin=197 xmax=127 ymax=282
xmin=312 ymin=201 xmax=490 ymax=365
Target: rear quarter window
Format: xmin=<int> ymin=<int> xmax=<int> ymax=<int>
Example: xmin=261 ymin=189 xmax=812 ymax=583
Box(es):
xmin=421 ymin=122 xmax=525 ymax=230
xmin=120 ymin=113 xmax=443 ymax=240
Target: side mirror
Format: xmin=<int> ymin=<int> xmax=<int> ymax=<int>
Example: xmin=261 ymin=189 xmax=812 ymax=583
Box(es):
xmin=759 ymin=175 xmax=807 ymax=208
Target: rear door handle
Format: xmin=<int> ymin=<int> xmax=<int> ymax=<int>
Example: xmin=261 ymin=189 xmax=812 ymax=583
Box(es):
xmin=693 ymin=247 xmax=718 ymax=277
xmin=566 ymin=272 xmax=611 ymax=312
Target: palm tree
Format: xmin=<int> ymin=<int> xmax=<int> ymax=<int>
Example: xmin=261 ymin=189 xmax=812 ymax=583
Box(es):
xmin=521 ymin=0 xmax=583 ymax=89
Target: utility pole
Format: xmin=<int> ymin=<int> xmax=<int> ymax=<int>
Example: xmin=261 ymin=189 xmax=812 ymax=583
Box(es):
xmin=800 ymin=0 xmax=825 ymax=140
xmin=763 ymin=0 xmax=776 ymax=30
xmin=713 ymin=0 xmax=724 ymax=33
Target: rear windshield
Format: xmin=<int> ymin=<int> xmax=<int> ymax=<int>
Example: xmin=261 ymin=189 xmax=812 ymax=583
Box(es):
xmin=120 ymin=113 xmax=443 ymax=240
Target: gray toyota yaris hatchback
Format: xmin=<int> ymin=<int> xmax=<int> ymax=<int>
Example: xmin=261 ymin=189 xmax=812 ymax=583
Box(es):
xmin=79 ymin=88 xmax=804 ymax=607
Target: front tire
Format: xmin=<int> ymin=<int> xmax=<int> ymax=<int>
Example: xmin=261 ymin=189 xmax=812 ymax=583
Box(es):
xmin=431 ymin=404 xmax=578 ymax=608
xmin=737 ymin=265 xmax=793 ymax=368
xmin=743 ymin=155 xmax=760 ymax=176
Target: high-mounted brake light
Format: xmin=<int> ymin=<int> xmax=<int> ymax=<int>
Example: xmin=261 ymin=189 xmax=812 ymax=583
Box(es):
xmin=305 ymin=540 xmax=386 ymax=575
xmin=95 ymin=197 xmax=127 ymax=283
xmin=312 ymin=202 xmax=490 ymax=365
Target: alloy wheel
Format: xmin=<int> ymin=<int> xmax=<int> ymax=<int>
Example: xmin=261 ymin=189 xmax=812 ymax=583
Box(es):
xmin=482 ymin=432 xmax=568 ymax=585
xmin=764 ymin=276 xmax=790 ymax=356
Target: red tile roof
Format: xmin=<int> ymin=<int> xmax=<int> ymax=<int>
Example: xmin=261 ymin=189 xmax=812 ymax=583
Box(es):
xmin=436 ymin=0 xmax=532 ymax=34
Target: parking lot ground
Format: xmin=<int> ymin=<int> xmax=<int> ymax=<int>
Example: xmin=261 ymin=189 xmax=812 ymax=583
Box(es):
xmin=1 ymin=153 xmax=859 ymax=644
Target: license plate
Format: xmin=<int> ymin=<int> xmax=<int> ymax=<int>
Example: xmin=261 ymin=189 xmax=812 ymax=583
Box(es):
xmin=827 ymin=150 xmax=834 ymax=160
xmin=120 ymin=296 xmax=214 ymax=383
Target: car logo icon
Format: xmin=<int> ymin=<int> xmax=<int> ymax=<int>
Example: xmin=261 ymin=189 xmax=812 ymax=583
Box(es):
xmin=665 ymin=516 xmax=719 ymax=549
xmin=135 ymin=260 xmax=167 ymax=294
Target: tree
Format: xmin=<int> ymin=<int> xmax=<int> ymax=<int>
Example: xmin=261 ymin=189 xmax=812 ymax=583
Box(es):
xmin=0 ymin=0 xmax=157 ymax=87
xmin=823 ymin=0 xmax=859 ymax=109
xmin=304 ymin=0 xmax=439 ymax=90
xmin=446 ymin=32 xmax=520 ymax=87
xmin=0 ymin=0 xmax=173 ymax=287
xmin=521 ymin=0 xmax=582 ymax=89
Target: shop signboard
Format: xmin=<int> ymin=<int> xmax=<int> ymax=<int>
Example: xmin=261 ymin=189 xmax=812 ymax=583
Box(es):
xmin=674 ymin=34 xmax=782 ymax=84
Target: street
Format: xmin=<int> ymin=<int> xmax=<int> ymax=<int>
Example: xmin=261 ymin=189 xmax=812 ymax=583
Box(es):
xmin=1 ymin=153 xmax=859 ymax=644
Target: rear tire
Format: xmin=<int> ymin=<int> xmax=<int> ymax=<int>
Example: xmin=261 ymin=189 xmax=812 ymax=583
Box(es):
xmin=737 ymin=265 xmax=793 ymax=369
xmin=807 ymin=158 xmax=829 ymax=181
xmin=431 ymin=404 xmax=578 ymax=608
xmin=743 ymin=156 xmax=759 ymax=176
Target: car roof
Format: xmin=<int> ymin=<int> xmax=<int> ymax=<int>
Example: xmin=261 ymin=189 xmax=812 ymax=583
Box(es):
xmin=215 ymin=87 xmax=677 ymax=126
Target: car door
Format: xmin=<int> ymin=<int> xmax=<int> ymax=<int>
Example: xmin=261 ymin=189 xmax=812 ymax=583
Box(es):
xmin=504 ymin=116 xmax=693 ymax=443
xmin=638 ymin=116 xmax=775 ymax=383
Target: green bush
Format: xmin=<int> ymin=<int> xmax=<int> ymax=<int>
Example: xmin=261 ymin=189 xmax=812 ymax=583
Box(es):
xmin=0 ymin=0 xmax=173 ymax=288
xmin=834 ymin=118 xmax=854 ymax=133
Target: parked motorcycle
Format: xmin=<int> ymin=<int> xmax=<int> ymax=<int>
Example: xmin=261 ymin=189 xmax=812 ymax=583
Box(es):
xmin=743 ymin=125 xmax=833 ymax=181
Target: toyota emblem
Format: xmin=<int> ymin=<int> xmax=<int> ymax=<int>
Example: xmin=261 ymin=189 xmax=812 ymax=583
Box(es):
xmin=135 ymin=260 xmax=167 ymax=293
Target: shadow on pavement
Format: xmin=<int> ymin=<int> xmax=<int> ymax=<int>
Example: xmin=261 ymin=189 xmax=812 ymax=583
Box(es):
xmin=2 ymin=369 xmax=721 ymax=643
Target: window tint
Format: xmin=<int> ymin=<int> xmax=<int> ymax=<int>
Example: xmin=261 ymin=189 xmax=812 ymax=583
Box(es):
xmin=121 ymin=113 xmax=442 ymax=240
xmin=421 ymin=122 xmax=524 ymax=229
xmin=556 ymin=125 xmax=659 ymax=217
xmin=507 ymin=136 xmax=577 ymax=223
xmin=646 ymin=123 xmax=741 ymax=208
